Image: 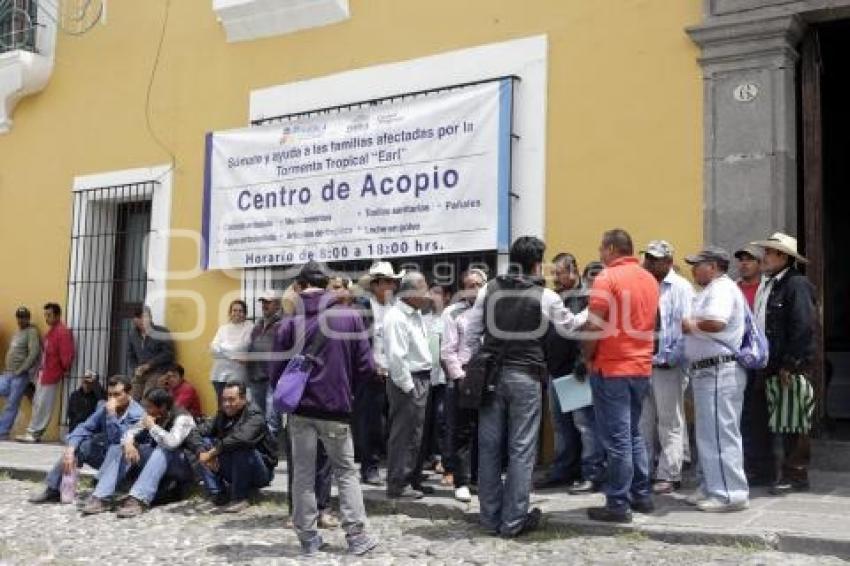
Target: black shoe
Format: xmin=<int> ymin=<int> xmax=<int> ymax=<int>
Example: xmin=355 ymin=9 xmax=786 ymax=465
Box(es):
xmin=534 ymin=477 xmax=571 ymax=490
xmin=568 ymin=480 xmax=596 ymax=494
xmin=769 ymin=479 xmax=809 ymax=496
xmin=411 ymin=483 xmax=435 ymax=495
xmin=29 ymin=488 xmax=60 ymax=504
xmin=362 ymin=468 xmax=383 ymax=486
xmin=631 ymin=499 xmax=655 ymax=514
xmin=503 ymin=507 xmax=543 ymax=538
xmin=587 ymin=506 xmax=632 ymax=523
xmin=211 ymin=492 xmax=230 ymax=507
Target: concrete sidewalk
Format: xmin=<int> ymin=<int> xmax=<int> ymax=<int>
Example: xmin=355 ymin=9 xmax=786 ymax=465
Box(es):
xmin=2 ymin=441 xmax=848 ymax=560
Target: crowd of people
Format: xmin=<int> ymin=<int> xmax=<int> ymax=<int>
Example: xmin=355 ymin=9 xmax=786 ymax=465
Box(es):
xmin=0 ymin=226 xmax=817 ymax=556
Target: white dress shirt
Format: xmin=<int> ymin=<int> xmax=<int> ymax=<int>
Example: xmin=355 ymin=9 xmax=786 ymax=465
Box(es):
xmin=122 ymin=413 xmax=196 ymax=450
xmin=460 ymin=283 xmax=587 ymax=365
xmin=370 ymin=297 xmax=395 ymax=371
xmin=383 ymin=300 xmax=433 ymax=393
xmin=754 ymin=267 xmax=789 ymax=333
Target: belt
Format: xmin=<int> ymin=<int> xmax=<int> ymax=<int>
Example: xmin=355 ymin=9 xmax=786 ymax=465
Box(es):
xmin=653 ymin=363 xmax=674 ymax=370
xmin=411 ymin=370 xmax=431 ymax=379
xmin=690 ymin=354 xmax=737 ymax=371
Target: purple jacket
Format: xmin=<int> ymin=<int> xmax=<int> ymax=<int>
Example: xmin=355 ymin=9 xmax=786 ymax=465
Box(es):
xmin=269 ymin=291 xmax=374 ymax=422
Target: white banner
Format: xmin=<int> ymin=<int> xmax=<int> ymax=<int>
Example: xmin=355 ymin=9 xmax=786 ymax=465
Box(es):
xmin=202 ymin=79 xmax=512 ymax=269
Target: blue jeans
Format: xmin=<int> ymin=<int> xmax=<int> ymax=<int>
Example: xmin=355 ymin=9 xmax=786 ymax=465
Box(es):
xmin=45 ymin=434 xmax=109 ymax=490
xmin=691 ymin=362 xmax=749 ymax=504
xmin=198 ymin=439 xmax=273 ymax=501
xmin=0 ymin=372 xmax=29 ymax=435
xmin=94 ymin=443 xmax=193 ymax=503
xmin=546 ymin=376 xmax=581 ymax=482
xmin=478 ymin=367 xmax=541 ymax=536
xmin=590 ymin=374 xmax=651 ymax=513
xmin=573 ymin=405 xmax=605 ymax=482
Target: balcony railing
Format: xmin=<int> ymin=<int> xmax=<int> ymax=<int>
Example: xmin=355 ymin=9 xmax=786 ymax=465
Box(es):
xmin=0 ymin=0 xmax=37 ymax=54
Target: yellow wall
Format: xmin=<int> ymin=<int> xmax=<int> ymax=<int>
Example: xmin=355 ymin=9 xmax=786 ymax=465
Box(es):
xmin=0 ymin=0 xmax=703 ymax=437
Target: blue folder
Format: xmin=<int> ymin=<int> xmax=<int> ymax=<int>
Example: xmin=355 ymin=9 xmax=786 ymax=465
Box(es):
xmin=552 ymin=374 xmax=592 ymax=413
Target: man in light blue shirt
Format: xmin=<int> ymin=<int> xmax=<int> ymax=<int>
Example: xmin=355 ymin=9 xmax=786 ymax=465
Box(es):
xmin=640 ymin=240 xmax=694 ymax=494
xmin=28 ymin=374 xmax=144 ymax=503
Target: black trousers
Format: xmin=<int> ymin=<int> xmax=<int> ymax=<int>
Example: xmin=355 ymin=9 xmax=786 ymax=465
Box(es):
xmin=444 ymin=381 xmax=479 ymax=487
xmin=352 ymin=378 xmax=387 ymax=477
xmin=741 ymin=371 xmax=776 ymax=484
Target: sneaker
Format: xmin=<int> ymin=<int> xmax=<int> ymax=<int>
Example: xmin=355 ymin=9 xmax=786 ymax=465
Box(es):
xmin=221 ymin=499 xmax=251 ymax=514
xmin=652 ymin=480 xmax=681 ymax=494
xmin=568 ymin=480 xmax=596 ymax=494
xmin=29 ymin=488 xmax=60 ymax=504
xmin=696 ymin=497 xmax=749 ymax=513
xmin=348 ymin=534 xmax=380 ymax=556
xmin=685 ymin=488 xmax=707 ymax=506
xmin=454 ymin=486 xmax=472 ymax=503
xmin=15 ymin=433 xmax=39 ymax=444
xmin=116 ymin=496 xmax=147 ymax=518
xmin=81 ymin=496 xmax=110 ymax=515
xmin=318 ymin=511 xmax=340 ymax=529
xmin=300 ymin=536 xmax=327 ymax=557
xmin=387 ymin=486 xmax=424 ymax=500
xmin=631 ymin=499 xmax=655 ymax=514
xmin=587 ymin=506 xmax=633 ymax=523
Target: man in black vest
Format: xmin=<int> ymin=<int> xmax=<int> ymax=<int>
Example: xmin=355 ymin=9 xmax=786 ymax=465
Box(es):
xmin=752 ymin=232 xmax=817 ymax=495
xmin=462 ymin=237 xmax=586 ymax=537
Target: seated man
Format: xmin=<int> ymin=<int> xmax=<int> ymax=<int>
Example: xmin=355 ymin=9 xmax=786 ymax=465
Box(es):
xmin=67 ymin=370 xmax=106 ymax=432
xmin=189 ymin=380 xmax=277 ymax=513
xmin=81 ymin=388 xmax=196 ymax=517
xmin=28 ymin=375 xmax=144 ymax=503
xmin=162 ymin=363 xmax=201 ymax=419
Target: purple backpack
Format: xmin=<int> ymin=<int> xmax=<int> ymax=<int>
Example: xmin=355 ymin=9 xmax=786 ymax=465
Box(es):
xmin=273 ymin=326 xmax=329 ymax=414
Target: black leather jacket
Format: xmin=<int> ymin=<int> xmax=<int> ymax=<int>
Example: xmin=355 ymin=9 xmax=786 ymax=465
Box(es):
xmin=764 ymin=267 xmax=817 ymax=375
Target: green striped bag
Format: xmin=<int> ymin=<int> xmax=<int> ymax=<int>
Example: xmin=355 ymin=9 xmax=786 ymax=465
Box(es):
xmin=765 ymin=374 xmax=815 ymax=434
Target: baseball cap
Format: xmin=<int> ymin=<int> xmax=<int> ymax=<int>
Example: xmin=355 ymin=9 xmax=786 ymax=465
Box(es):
xmin=641 ymin=240 xmax=674 ymax=259
xmin=82 ymin=370 xmax=98 ymax=381
xmin=15 ymin=306 xmax=30 ymax=318
xmin=684 ymin=246 xmax=731 ymax=265
xmin=257 ymin=289 xmax=282 ymax=302
xmin=734 ymin=244 xmax=764 ymax=261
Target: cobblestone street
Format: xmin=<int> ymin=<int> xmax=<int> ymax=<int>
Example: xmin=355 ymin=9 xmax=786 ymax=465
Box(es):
xmin=0 ymin=479 xmax=844 ymax=565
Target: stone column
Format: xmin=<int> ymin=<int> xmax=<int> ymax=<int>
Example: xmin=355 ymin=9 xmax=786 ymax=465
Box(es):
xmin=687 ymin=14 xmax=806 ymax=250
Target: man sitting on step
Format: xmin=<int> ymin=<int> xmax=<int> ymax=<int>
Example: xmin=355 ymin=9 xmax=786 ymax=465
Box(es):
xmin=28 ymin=375 xmax=144 ymax=504
xmin=80 ymin=387 xmax=197 ymax=517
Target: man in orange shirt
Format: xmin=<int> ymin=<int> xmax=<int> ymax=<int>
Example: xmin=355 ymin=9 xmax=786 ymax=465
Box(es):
xmin=582 ymin=229 xmax=660 ymax=523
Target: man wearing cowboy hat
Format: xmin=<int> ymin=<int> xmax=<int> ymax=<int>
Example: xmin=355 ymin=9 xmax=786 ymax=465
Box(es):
xmin=751 ymin=232 xmax=817 ymax=495
xmin=351 ymin=261 xmax=405 ymax=486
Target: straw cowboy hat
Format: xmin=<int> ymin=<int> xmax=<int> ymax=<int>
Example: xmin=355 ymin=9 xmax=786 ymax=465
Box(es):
xmin=751 ymin=232 xmax=808 ymax=264
xmin=367 ymin=261 xmax=405 ymax=281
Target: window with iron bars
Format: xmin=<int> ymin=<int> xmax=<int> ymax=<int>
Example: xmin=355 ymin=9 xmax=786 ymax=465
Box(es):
xmin=242 ymin=77 xmax=518 ymax=319
xmin=61 ymin=182 xmax=155 ymax=430
xmin=0 ymin=0 xmax=37 ymax=54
